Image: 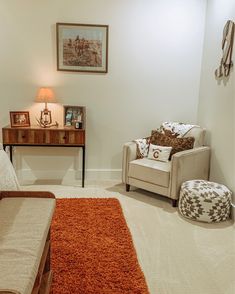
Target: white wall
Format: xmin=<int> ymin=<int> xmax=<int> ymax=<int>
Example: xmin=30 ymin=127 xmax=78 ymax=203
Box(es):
xmin=0 ymin=0 xmax=207 ymax=183
xmin=197 ymin=0 xmax=235 ymax=206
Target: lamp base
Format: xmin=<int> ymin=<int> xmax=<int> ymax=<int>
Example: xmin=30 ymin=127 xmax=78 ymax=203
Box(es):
xmin=36 ymin=118 xmax=59 ymax=128
xmin=37 ymin=107 xmax=58 ymax=128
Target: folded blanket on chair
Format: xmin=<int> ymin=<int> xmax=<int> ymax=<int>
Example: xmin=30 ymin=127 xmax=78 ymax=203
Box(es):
xmin=160 ymin=122 xmax=199 ymax=138
xmin=133 ymin=137 xmax=150 ymax=159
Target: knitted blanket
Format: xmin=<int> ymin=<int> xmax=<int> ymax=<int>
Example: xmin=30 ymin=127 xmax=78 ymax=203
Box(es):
xmin=160 ymin=122 xmax=199 ymax=138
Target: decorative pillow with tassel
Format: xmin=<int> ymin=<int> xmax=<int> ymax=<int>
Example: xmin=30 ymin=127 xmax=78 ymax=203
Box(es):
xmin=150 ymin=130 xmax=195 ymax=159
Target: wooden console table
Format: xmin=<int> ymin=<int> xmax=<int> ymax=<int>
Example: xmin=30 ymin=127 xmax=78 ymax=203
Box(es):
xmin=2 ymin=125 xmax=86 ymax=187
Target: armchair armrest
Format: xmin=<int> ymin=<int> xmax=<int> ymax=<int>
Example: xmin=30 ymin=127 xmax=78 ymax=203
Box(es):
xmin=170 ymin=146 xmax=211 ymax=199
xmin=0 ymin=191 xmax=55 ymax=200
xmin=122 ymin=142 xmax=137 ymax=184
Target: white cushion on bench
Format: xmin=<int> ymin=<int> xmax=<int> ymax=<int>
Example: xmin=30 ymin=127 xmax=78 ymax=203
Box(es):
xmin=0 ymin=197 xmax=55 ymax=294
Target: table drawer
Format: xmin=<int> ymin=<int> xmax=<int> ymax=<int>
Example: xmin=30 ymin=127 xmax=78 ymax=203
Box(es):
xmin=48 ymin=130 xmax=85 ymax=145
xmin=3 ymin=129 xmax=46 ymax=144
xmin=2 ymin=128 xmax=85 ymax=145
xmin=3 ymin=129 xmax=30 ymax=144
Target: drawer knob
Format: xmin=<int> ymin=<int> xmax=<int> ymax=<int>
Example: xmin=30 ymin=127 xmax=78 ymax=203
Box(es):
xmin=22 ymin=135 xmax=25 ymax=138
xmin=63 ymin=136 xmax=67 ymax=139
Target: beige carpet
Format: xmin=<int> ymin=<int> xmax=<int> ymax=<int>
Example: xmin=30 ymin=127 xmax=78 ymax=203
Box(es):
xmin=22 ymin=181 xmax=235 ymax=294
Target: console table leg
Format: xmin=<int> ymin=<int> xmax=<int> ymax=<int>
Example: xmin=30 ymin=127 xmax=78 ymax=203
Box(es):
xmin=3 ymin=145 xmax=13 ymax=163
xmin=82 ymin=146 xmax=85 ymax=188
xmin=9 ymin=146 xmax=13 ymax=163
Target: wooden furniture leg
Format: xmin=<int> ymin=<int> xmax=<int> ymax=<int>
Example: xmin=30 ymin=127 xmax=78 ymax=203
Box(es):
xmin=172 ymin=199 xmax=177 ymax=207
xmin=126 ymin=184 xmax=130 ymax=192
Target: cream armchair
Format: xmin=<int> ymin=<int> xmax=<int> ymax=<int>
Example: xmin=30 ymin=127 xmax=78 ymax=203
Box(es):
xmin=122 ymin=126 xmax=210 ymax=206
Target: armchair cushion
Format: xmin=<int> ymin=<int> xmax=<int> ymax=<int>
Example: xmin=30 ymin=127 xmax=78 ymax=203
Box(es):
xmin=150 ymin=130 xmax=195 ymax=158
xmin=148 ymin=144 xmax=172 ymax=162
xmin=128 ymin=158 xmax=171 ymax=187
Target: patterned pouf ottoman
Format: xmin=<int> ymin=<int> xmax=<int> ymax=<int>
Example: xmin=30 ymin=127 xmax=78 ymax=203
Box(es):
xmin=179 ymin=180 xmax=232 ymax=223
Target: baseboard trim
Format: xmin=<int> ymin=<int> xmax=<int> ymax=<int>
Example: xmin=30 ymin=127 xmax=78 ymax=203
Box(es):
xmin=17 ymin=168 xmax=122 ymax=184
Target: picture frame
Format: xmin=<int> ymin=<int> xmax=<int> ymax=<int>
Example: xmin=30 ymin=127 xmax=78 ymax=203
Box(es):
xmin=10 ymin=111 xmax=30 ymax=127
xmin=56 ymin=22 xmax=108 ymax=73
xmin=63 ymin=106 xmax=85 ymax=129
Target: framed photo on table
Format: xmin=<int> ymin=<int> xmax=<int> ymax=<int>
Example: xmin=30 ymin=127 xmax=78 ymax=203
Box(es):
xmin=10 ymin=111 xmax=30 ymax=127
xmin=63 ymin=106 xmax=85 ymax=129
xmin=56 ymin=23 xmax=108 ymax=73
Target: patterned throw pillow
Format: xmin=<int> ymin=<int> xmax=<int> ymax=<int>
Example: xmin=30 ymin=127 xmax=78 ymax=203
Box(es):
xmin=148 ymin=144 xmax=172 ymax=162
xmin=150 ymin=130 xmax=195 ymax=159
xmin=152 ymin=128 xmax=178 ymax=138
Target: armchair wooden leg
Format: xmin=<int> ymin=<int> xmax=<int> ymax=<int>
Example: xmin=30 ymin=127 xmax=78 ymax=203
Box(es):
xmin=126 ymin=184 xmax=130 ymax=192
xmin=172 ymin=199 xmax=177 ymax=207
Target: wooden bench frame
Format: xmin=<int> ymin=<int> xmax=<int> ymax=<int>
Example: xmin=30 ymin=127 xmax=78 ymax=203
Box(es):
xmin=0 ymin=191 xmax=55 ymax=294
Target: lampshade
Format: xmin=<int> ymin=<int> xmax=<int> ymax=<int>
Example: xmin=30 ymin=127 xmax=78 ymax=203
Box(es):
xmin=35 ymin=87 xmax=56 ymax=103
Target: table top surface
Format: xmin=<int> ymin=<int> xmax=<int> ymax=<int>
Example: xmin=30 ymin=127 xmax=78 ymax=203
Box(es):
xmin=3 ymin=125 xmax=85 ymax=131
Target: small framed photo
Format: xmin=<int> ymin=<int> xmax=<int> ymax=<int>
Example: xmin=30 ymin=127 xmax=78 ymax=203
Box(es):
xmin=63 ymin=106 xmax=85 ymax=128
xmin=10 ymin=111 xmax=30 ymax=127
xmin=56 ymin=22 xmax=108 ymax=73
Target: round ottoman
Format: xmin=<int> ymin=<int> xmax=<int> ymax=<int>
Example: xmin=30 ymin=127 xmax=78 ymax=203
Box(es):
xmin=179 ymin=180 xmax=232 ymax=223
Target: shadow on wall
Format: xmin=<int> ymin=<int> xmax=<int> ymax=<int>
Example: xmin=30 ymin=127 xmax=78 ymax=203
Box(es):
xmin=204 ymin=126 xmax=234 ymax=191
xmin=215 ymin=66 xmax=233 ymax=86
xmin=209 ymin=152 xmax=235 ymax=221
xmin=13 ymin=147 xmax=82 ymax=185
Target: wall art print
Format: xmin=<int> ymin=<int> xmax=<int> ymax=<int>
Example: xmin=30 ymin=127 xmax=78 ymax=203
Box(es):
xmin=56 ymin=23 xmax=108 ymax=73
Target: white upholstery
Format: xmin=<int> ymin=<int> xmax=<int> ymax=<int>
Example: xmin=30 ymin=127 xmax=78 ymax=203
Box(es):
xmin=122 ymin=125 xmax=211 ymax=204
xmin=0 ymin=148 xmax=55 ymax=294
xmin=0 ymin=198 xmax=55 ymax=294
xmin=0 ymin=150 xmax=20 ymax=191
xmin=184 ymin=127 xmax=205 ymax=147
xmin=129 ymin=158 xmax=171 ymax=188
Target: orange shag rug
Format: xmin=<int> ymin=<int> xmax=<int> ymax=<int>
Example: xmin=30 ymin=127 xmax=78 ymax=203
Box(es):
xmin=50 ymin=198 xmax=149 ymax=294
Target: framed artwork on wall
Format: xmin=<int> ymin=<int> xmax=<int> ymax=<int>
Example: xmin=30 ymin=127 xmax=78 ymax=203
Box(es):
xmin=56 ymin=23 xmax=108 ymax=73
xmin=10 ymin=111 xmax=30 ymax=127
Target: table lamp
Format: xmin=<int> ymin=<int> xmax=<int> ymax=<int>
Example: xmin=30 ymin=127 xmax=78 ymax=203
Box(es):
xmin=35 ymin=87 xmax=58 ymax=128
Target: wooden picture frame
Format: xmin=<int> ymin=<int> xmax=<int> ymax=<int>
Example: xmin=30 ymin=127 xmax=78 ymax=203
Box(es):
xmin=10 ymin=111 xmax=30 ymax=127
xmin=63 ymin=106 xmax=86 ymax=129
xmin=56 ymin=23 xmax=108 ymax=73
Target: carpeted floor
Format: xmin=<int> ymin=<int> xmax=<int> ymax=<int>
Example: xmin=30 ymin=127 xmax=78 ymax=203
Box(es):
xmin=51 ymin=198 xmax=149 ymax=294
xmin=23 ymin=181 xmax=235 ymax=294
